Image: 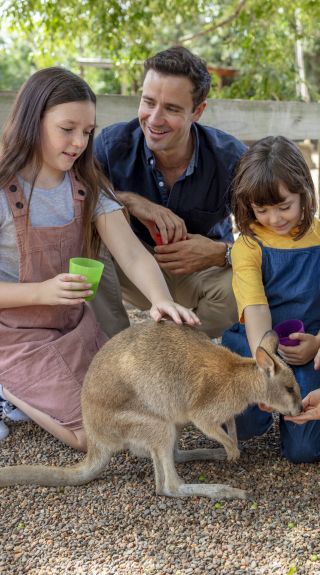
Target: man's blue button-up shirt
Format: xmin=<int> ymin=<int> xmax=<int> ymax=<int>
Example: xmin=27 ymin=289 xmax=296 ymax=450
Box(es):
xmin=94 ymin=118 xmax=247 ymax=246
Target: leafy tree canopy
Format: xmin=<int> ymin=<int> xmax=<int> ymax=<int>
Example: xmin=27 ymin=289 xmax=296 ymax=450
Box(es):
xmin=1 ymin=0 xmax=320 ymax=100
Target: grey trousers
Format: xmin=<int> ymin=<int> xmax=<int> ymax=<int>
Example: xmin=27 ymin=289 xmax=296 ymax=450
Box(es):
xmin=91 ymin=248 xmax=238 ymax=339
xmin=90 ymin=249 xmax=130 ymax=339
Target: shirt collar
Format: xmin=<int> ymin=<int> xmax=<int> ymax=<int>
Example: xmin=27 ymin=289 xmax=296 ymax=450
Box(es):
xmin=144 ymin=123 xmax=199 ymax=176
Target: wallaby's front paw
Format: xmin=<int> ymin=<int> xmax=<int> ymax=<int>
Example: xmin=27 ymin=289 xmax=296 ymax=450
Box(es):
xmin=227 ymin=447 xmax=241 ymax=461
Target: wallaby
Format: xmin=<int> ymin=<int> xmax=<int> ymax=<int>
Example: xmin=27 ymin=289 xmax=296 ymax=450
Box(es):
xmin=0 ymin=322 xmax=302 ymax=499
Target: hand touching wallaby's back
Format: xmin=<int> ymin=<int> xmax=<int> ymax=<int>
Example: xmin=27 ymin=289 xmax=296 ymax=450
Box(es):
xmin=0 ymin=322 xmax=302 ymax=499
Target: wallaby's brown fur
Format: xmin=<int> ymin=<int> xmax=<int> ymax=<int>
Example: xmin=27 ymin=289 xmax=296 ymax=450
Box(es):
xmin=0 ymin=322 xmax=302 ymax=499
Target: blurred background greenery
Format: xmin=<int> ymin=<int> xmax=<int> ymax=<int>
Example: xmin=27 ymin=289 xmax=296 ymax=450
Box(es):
xmin=1 ymin=0 xmax=320 ymax=100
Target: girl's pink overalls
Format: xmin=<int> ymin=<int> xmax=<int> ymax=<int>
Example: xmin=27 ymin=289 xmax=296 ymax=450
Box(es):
xmin=0 ymin=173 xmax=107 ymax=430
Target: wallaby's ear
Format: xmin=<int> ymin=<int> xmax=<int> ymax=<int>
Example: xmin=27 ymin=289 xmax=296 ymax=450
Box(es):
xmin=255 ymin=346 xmax=276 ymax=378
xmin=258 ymin=330 xmax=279 ymax=355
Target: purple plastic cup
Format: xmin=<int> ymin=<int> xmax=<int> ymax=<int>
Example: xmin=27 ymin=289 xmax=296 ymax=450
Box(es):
xmin=273 ymin=319 xmax=305 ymax=347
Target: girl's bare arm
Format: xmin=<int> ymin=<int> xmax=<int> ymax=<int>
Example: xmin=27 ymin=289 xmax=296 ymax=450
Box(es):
xmin=244 ymin=304 xmax=273 ymax=357
xmin=95 ymin=210 xmax=199 ymax=325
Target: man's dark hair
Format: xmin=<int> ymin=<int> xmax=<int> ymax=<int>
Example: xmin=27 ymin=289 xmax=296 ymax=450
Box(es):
xmin=144 ymin=46 xmax=211 ymax=109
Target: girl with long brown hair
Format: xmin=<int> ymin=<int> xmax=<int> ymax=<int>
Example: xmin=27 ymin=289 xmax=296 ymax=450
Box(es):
xmin=0 ymin=67 xmax=199 ymax=446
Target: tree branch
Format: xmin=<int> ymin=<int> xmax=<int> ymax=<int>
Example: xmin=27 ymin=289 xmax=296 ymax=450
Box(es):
xmin=179 ymin=0 xmax=247 ymax=44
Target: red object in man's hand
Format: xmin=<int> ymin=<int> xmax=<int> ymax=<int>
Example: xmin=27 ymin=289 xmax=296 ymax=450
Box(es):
xmin=155 ymin=232 xmax=163 ymax=246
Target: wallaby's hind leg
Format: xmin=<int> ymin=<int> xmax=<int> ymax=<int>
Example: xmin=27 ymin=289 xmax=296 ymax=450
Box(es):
xmin=151 ymin=426 xmax=246 ymax=500
xmin=152 ymin=447 xmax=183 ymax=495
xmin=176 ymin=482 xmax=246 ymax=499
xmin=174 ymin=446 xmax=227 ymax=463
xmin=155 ymin=444 xmax=246 ymax=500
xmin=149 ymin=424 xmax=184 ymax=495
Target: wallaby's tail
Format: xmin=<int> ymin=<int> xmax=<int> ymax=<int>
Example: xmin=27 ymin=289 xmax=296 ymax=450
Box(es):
xmin=0 ymin=444 xmax=111 ymax=487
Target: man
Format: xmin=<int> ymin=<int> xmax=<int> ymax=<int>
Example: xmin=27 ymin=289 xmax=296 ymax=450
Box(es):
xmin=92 ymin=46 xmax=246 ymax=338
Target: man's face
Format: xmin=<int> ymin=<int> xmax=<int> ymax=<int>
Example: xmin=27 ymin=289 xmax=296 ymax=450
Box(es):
xmin=138 ymin=70 xmax=206 ymax=155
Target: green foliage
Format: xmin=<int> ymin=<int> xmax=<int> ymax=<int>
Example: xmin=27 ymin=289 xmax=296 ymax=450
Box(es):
xmin=1 ymin=0 xmax=320 ymax=100
xmin=0 ymin=33 xmax=35 ymax=90
xmin=196 ymin=0 xmax=320 ymax=100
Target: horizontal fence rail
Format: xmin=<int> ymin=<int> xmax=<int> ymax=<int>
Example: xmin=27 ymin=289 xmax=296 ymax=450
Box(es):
xmin=1 ymin=93 xmax=319 ymax=203
xmin=1 ymin=93 xmax=320 ymax=140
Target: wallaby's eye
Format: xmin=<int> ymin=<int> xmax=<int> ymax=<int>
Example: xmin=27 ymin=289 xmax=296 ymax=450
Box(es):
xmin=286 ymin=386 xmax=294 ymax=394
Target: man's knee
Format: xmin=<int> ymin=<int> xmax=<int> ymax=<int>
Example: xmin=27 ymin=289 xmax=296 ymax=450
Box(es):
xmin=191 ymin=267 xmax=237 ymax=337
xmin=204 ymin=267 xmax=237 ymax=314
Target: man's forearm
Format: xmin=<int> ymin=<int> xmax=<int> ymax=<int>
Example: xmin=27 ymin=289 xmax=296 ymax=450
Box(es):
xmin=115 ymin=191 xmax=141 ymax=213
xmin=212 ymin=240 xmax=230 ymax=268
xmin=193 ymin=236 xmax=229 ymax=269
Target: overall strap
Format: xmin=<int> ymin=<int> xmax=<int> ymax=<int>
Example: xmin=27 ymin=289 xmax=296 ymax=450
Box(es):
xmin=3 ymin=181 xmax=28 ymax=222
xmin=69 ymin=171 xmax=87 ymax=218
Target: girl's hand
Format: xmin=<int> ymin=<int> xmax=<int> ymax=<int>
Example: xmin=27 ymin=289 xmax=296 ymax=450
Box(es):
xmin=278 ymin=332 xmax=320 ymax=365
xmin=150 ymin=300 xmax=200 ymax=326
xmin=37 ymin=274 xmax=93 ymax=305
xmin=284 ymin=389 xmax=320 ymax=424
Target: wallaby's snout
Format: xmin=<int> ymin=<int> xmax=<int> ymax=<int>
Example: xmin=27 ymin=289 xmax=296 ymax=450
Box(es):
xmin=285 ymin=395 xmax=303 ymax=417
xmin=256 ymin=331 xmax=303 ymax=417
xmin=267 ymin=377 xmax=302 ymax=417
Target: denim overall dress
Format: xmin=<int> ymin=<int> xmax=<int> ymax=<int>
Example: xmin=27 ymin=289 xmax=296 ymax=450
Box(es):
xmin=222 ymin=240 xmax=320 ymax=463
xmin=0 ymin=172 xmax=107 ymax=430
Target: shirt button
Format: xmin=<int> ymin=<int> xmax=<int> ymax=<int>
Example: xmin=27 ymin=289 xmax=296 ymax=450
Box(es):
xmin=16 ymin=202 xmax=24 ymax=209
xmin=159 ymin=181 xmax=164 ymax=187
xmin=9 ymin=185 xmax=17 ymax=192
xmin=150 ymin=159 xmax=154 ymax=166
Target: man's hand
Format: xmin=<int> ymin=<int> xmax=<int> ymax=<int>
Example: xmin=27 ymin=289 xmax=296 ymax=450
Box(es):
xmin=117 ymin=192 xmax=187 ymax=244
xmin=278 ymin=332 xmax=320 ymax=366
xmin=154 ymin=234 xmax=227 ymax=275
xmin=284 ymin=389 xmax=320 ymax=424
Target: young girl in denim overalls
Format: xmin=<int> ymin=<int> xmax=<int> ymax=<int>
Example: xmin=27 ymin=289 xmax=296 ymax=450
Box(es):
xmin=222 ymin=136 xmax=320 ymax=463
xmin=0 ymin=68 xmax=199 ymax=447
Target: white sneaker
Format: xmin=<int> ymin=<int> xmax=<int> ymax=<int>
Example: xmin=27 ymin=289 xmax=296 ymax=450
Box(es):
xmin=0 ymin=398 xmax=10 ymax=440
xmin=4 ymin=401 xmax=30 ymax=422
xmin=0 ymin=420 xmax=9 ymax=440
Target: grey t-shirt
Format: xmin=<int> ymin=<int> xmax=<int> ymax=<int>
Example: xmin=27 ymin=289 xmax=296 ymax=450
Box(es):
xmin=0 ymin=172 xmax=121 ymax=281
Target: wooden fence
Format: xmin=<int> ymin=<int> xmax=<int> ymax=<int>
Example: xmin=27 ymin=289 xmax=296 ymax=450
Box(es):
xmin=1 ymin=93 xmax=320 ymax=191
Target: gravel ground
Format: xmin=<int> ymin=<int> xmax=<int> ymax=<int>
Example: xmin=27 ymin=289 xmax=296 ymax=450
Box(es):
xmin=1 ymin=306 xmax=320 ymax=575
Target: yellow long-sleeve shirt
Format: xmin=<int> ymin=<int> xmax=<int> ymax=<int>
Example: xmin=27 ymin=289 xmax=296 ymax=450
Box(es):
xmin=231 ymin=219 xmax=320 ymax=322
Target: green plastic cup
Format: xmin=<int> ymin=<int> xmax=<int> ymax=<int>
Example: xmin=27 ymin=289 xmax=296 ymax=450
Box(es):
xmin=69 ymin=257 xmax=104 ymax=301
